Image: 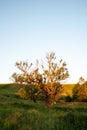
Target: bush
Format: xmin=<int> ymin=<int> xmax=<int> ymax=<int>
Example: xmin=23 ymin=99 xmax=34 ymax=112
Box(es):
xmin=65 ymin=95 xmax=72 ymax=102
xmin=58 ymin=95 xmax=72 ymax=102
xmin=16 ymin=83 xmax=63 ymax=107
xmin=16 ymin=85 xmax=41 ymax=102
xmin=42 ymin=83 xmax=62 ymax=107
xmin=72 ymin=82 xmax=87 ymax=101
xmin=16 ymin=88 xmax=28 ymax=99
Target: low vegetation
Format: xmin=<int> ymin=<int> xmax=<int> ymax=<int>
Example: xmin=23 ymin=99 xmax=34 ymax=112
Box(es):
xmin=0 ymin=84 xmax=87 ymax=130
xmin=72 ymin=77 xmax=87 ymax=101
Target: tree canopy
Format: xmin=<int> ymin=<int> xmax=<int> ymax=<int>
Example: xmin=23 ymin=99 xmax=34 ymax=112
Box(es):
xmin=12 ymin=52 xmax=69 ymax=107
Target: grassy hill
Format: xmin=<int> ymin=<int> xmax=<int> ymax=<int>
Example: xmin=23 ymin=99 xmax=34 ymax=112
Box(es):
xmin=61 ymin=84 xmax=75 ymax=96
xmin=0 ymin=84 xmax=87 ymax=130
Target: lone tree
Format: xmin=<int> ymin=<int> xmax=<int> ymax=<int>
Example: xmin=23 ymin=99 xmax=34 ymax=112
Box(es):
xmin=41 ymin=52 xmax=69 ymax=106
xmin=12 ymin=52 xmax=69 ymax=107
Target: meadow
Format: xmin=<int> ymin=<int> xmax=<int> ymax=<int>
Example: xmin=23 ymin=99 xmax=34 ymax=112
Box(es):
xmin=0 ymin=84 xmax=87 ymax=130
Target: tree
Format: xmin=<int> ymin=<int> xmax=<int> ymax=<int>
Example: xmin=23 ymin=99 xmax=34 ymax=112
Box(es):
xmin=41 ymin=52 xmax=69 ymax=106
xmin=12 ymin=61 xmax=42 ymax=86
xmin=42 ymin=52 xmax=69 ymax=84
xmin=72 ymin=77 xmax=87 ymax=101
xmin=12 ymin=52 xmax=69 ymax=107
xmin=78 ymin=76 xmax=85 ymax=85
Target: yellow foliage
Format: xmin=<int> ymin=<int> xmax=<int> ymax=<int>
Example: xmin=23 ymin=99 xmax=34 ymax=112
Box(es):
xmin=16 ymin=88 xmax=28 ymax=99
xmin=43 ymin=83 xmax=62 ymax=107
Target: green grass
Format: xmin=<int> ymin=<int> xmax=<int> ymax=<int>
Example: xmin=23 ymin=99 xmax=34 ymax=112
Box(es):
xmin=0 ymin=84 xmax=87 ymax=130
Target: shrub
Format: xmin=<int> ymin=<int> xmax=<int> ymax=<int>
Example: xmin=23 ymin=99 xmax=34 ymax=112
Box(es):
xmin=65 ymin=95 xmax=72 ymax=102
xmin=58 ymin=95 xmax=72 ymax=102
xmin=72 ymin=81 xmax=87 ymax=101
xmin=16 ymin=85 xmax=41 ymax=102
xmin=16 ymin=88 xmax=28 ymax=99
xmin=42 ymin=83 xmax=63 ymax=107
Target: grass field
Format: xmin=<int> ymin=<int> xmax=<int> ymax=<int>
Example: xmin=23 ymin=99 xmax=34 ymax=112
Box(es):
xmin=0 ymin=84 xmax=87 ymax=130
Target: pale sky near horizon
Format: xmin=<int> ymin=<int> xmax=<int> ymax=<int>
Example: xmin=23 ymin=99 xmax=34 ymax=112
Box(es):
xmin=0 ymin=0 xmax=87 ymax=83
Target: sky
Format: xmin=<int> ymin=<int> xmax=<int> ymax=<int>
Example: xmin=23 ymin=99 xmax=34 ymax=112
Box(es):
xmin=0 ymin=0 xmax=87 ymax=83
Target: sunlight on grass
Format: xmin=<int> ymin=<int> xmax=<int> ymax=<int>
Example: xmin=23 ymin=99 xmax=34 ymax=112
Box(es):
xmin=0 ymin=84 xmax=87 ymax=130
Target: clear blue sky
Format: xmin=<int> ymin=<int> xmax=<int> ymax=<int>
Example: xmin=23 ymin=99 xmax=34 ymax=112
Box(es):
xmin=0 ymin=0 xmax=87 ymax=83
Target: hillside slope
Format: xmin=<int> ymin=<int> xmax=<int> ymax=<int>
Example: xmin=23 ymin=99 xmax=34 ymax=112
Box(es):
xmin=0 ymin=84 xmax=87 ymax=130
